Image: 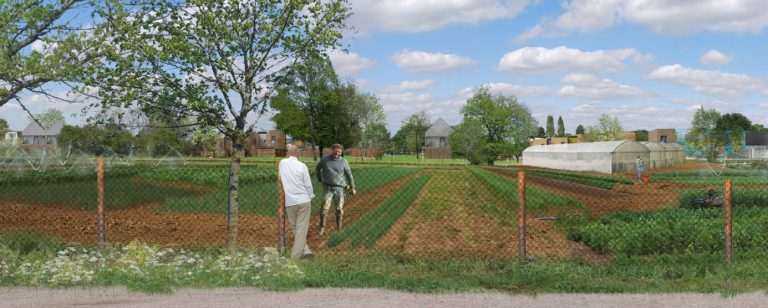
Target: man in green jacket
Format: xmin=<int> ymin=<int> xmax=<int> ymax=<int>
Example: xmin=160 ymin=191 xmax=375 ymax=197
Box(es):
xmin=315 ymin=143 xmax=356 ymax=235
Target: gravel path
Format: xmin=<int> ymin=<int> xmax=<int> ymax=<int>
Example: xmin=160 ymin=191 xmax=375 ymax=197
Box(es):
xmin=2 ymin=288 xmax=766 ymax=308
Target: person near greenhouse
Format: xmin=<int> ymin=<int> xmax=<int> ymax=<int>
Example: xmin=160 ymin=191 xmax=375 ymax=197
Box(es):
xmin=635 ymin=156 xmax=645 ymax=183
xmin=279 ymin=155 xmax=315 ymax=260
xmin=315 ymin=143 xmax=356 ymax=235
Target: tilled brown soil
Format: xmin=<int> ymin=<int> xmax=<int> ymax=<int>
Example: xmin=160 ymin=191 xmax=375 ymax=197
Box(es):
xmin=0 ymin=202 xmax=276 ymax=247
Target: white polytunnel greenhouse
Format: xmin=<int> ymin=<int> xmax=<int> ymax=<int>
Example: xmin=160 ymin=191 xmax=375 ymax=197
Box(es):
xmin=643 ymin=142 xmax=666 ymax=169
xmin=522 ymin=141 xmax=651 ymax=174
xmin=642 ymin=142 xmax=686 ymax=168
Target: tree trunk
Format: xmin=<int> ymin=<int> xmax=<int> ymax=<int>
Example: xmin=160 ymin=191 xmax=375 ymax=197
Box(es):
xmin=226 ymin=142 xmax=242 ymax=256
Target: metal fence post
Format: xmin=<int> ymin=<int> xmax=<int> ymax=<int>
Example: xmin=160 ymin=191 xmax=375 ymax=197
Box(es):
xmin=97 ymin=157 xmax=105 ymax=248
xmin=277 ymin=161 xmax=286 ymax=253
xmin=518 ymin=171 xmax=526 ymax=262
xmin=724 ymin=178 xmax=732 ymax=265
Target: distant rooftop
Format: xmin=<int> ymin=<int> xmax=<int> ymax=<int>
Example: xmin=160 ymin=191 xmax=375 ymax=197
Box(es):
xmin=21 ymin=121 xmax=64 ymax=136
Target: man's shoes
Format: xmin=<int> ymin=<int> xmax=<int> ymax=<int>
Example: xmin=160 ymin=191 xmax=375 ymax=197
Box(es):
xmin=301 ymin=253 xmax=315 ymax=260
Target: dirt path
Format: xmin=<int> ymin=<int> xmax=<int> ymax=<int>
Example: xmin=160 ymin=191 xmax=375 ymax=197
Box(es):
xmin=2 ymin=287 xmax=766 ymax=308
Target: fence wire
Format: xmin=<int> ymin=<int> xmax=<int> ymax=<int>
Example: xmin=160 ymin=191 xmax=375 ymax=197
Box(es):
xmin=1 ymin=158 xmax=767 ymax=266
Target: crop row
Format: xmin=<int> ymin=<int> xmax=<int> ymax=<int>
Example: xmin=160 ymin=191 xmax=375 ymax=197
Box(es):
xmin=566 ymin=207 xmax=768 ymax=256
xmin=327 ymin=173 xmax=432 ymax=249
xmin=159 ymin=167 xmax=422 ymax=216
xmin=518 ymin=168 xmax=632 ymax=189
xmin=652 ymin=169 xmax=768 ymax=186
xmin=469 ymin=168 xmax=585 ymax=211
xmin=678 ymin=188 xmax=768 ymax=209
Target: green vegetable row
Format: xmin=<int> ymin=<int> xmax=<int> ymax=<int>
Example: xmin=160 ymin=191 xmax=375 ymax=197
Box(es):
xmin=327 ymin=173 xmax=431 ymax=249
xmin=567 ymin=207 xmax=768 ymax=256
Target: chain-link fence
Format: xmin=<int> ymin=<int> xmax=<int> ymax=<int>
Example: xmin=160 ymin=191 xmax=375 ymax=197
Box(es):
xmin=2 ymin=155 xmax=767 ymax=265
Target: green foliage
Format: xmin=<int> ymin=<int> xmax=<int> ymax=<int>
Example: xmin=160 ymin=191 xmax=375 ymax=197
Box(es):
xmin=688 ymin=106 xmax=722 ymax=162
xmin=575 ymin=124 xmax=585 ymax=135
xmin=585 ymin=114 xmax=624 ymax=141
xmin=271 ymin=54 xmax=364 ymax=153
xmin=397 ymin=111 xmax=431 ymax=159
xmin=0 ymin=0 xmax=103 ymax=109
xmin=0 ymin=118 xmax=8 ymax=137
xmin=567 ymin=207 xmax=768 ymax=256
xmin=58 ymin=124 xmax=134 ymax=156
xmin=32 ymin=108 xmax=65 ymax=128
xmin=457 ymin=86 xmax=537 ymax=165
xmin=328 ymin=174 xmax=431 ymax=249
xmin=0 ymin=232 xmax=64 ymax=257
xmin=133 ymin=127 xmax=183 ymax=157
xmin=91 ymin=0 xmax=352 ymax=143
xmin=449 ymin=118 xmax=487 ymax=164
xmin=556 ymin=116 xmax=565 ymax=137
xmin=635 ymin=129 xmax=649 ymax=141
xmin=546 ymin=115 xmax=554 ymax=138
xmin=716 ymin=113 xmax=751 ymax=153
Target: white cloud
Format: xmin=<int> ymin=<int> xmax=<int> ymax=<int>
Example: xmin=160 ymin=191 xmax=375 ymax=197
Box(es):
xmin=498 ymin=46 xmax=648 ymax=73
xmin=393 ymin=50 xmax=478 ymax=73
xmin=516 ymin=0 xmax=768 ymax=42
xmin=699 ymin=49 xmax=733 ymax=65
xmin=328 ymin=51 xmax=375 ymax=76
xmin=350 ymin=0 xmax=530 ymax=34
xmin=0 ymin=91 xmax=89 ymax=131
xmin=557 ymin=73 xmax=653 ymax=101
xmin=31 ymin=40 xmax=57 ymax=55
xmin=379 ymin=92 xmax=434 ymax=105
xmin=646 ymin=64 xmax=764 ymax=98
xmin=381 ymin=80 xmax=436 ymax=93
xmin=458 ymin=83 xmax=551 ymax=99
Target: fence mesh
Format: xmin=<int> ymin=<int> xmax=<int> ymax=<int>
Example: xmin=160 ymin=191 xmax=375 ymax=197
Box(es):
xmin=2 ymin=154 xmax=767 ymax=266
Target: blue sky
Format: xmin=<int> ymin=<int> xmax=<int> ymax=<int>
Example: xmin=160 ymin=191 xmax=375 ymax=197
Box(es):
xmin=3 ymin=0 xmax=768 ymax=135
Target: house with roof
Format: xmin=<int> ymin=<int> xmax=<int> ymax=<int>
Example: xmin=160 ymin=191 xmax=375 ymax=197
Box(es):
xmin=424 ymin=117 xmax=452 ymax=159
xmin=745 ymin=131 xmax=768 ymax=160
xmin=21 ymin=121 xmax=64 ymax=149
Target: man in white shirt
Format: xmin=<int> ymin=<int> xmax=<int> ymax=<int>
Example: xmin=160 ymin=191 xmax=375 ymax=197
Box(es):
xmin=279 ymin=156 xmax=315 ymax=259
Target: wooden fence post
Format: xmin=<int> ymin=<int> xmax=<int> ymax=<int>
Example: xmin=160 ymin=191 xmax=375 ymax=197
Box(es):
xmin=518 ymin=171 xmax=526 ymax=262
xmin=724 ymin=178 xmax=732 ymax=265
xmin=97 ymin=157 xmax=105 ymax=248
xmin=277 ymin=161 xmax=286 ymax=253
